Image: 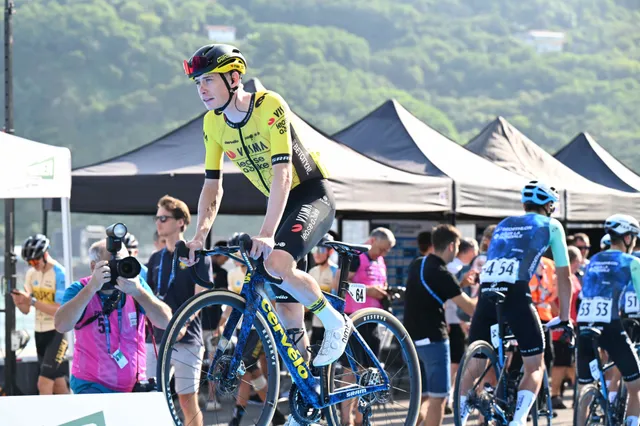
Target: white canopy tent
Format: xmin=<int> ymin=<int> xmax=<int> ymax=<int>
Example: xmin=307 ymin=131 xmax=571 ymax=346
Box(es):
xmin=0 ymin=133 xmax=72 ymax=395
xmin=0 ymin=133 xmax=73 ymax=284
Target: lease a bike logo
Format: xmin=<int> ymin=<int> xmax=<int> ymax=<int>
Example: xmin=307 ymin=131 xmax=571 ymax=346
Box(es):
xmin=291 ymin=224 xmax=303 ymax=233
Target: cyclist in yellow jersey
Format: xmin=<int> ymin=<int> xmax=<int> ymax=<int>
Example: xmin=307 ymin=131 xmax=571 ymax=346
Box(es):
xmin=180 ymin=45 xmax=352 ymax=393
xmin=11 ymin=234 xmax=69 ymax=395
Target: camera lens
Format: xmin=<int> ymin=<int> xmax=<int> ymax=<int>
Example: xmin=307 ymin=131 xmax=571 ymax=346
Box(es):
xmin=117 ymin=256 xmax=141 ymax=279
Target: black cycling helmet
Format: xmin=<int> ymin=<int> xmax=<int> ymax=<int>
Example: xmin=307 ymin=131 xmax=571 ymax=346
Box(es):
xmin=183 ymin=44 xmax=247 ymax=114
xmin=123 ymin=232 xmax=139 ymax=249
xmin=22 ymin=234 xmax=50 ymax=261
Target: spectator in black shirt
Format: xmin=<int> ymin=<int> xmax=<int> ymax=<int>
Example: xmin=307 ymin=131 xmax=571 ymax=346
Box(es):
xmin=146 ymin=195 xmax=211 ymax=426
xmin=403 ymin=224 xmax=477 ymax=426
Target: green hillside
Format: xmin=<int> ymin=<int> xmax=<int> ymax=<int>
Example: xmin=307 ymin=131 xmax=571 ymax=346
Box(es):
xmin=3 ymin=0 xmax=640 ymax=240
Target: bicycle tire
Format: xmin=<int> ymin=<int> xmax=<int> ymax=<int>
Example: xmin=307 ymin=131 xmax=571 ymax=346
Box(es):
xmin=532 ymin=368 xmax=553 ymax=426
xmin=613 ymin=379 xmax=629 ymax=425
xmin=322 ymin=308 xmax=421 ymax=426
xmin=453 ymin=340 xmax=501 ymax=426
xmin=157 ymin=290 xmax=281 ymax=426
xmin=574 ymin=383 xmax=610 ymax=426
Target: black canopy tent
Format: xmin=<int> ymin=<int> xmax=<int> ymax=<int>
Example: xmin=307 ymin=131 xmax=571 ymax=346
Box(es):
xmin=333 ymin=100 xmax=528 ymax=219
xmin=44 ymin=81 xmax=453 ymax=217
xmin=554 ymin=132 xmax=640 ymax=193
xmin=465 ymin=117 xmax=640 ymax=221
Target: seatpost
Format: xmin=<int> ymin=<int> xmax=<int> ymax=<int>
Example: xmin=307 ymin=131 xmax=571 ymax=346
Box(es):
xmin=337 ymin=252 xmax=352 ymax=300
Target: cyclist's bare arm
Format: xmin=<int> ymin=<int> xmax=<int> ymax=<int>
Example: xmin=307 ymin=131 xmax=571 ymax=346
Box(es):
xmin=194 ymin=178 xmax=223 ymax=244
xmin=549 ymin=218 xmax=571 ymax=321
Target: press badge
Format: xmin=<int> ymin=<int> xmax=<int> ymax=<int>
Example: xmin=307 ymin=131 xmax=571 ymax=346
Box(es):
xmin=129 ymin=311 xmax=137 ymax=327
xmin=112 ymin=349 xmax=129 ymax=369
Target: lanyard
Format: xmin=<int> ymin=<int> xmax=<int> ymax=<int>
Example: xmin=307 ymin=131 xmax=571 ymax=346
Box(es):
xmin=157 ymin=248 xmax=176 ymax=299
xmin=104 ymin=307 xmax=123 ymax=355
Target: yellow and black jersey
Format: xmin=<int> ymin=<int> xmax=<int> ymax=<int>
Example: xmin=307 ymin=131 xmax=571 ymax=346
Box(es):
xmin=203 ymin=90 xmax=329 ymax=196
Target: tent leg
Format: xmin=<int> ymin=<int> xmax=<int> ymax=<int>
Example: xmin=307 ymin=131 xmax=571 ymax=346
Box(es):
xmin=60 ymin=197 xmax=73 ymax=288
xmin=42 ymin=207 xmax=48 ymax=235
xmin=4 ymin=198 xmax=17 ymax=395
xmin=60 ymin=197 xmax=74 ymax=371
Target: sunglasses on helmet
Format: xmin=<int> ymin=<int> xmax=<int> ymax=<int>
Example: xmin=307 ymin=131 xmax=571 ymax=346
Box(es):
xmin=183 ymin=56 xmax=213 ymax=76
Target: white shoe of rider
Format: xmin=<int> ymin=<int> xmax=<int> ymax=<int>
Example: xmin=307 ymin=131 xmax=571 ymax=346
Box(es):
xmin=312 ymin=315 xmax=353 ymax=367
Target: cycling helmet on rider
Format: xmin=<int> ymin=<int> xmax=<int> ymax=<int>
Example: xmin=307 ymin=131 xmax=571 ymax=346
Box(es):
xmin=21 ymin=234 xmax=50 ymax=261
xmin=521 ymin=180 xmax=559 ymax=216
xmin=604 ymin=214 xmax=640 ymax=252
xmin=183 ymin=44 xmax=247 ymax=113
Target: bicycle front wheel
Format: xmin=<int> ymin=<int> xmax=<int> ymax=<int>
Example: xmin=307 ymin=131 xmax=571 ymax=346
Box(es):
xmin=574 ymin=384 xmax=610 ymax=426
xmin=322 ymin=308 xmax=421 ymax=426
xmin=157 ymin=290 xmax=281 ymax=426
xmin=453 ymin=340 xmax=501 ymax=426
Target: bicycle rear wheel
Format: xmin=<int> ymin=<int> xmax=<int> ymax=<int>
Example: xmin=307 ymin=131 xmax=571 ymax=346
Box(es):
xmin=322 ymin=308 xmax=421 ymax=426
xmin=453 ymin=340 xmax=501 ymax=426
xmin=157 ymin=290 xmax=280 ymax=426
xmin=574 ymin=384 xmax=610 ymax=426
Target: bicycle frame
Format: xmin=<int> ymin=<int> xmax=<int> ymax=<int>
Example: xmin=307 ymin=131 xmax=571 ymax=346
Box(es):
xmin=209 ymin=252 xmax=390 ymax=409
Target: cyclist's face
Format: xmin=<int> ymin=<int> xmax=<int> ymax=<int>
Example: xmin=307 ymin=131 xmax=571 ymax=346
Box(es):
xmin=28 ymin=255 xmax=46 ymax=271
xmin=195 ymin=73 xmax=229 ymax=110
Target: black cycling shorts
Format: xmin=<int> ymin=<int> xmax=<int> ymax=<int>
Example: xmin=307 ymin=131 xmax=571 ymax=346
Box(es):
xmin=468 ymin=281 xmax=545 ymax=357
xmin=553 ymin=339 xmax=574 ymax=367
xmin=35 ymin=330 xmax=69 ymax=380
xmin=577 ymin=320 xmax=640 ymax=384
xmin=270 ymin=178 xmax=336 ymax=303
xmin=449 ymin=324 xmax=467 ymax=364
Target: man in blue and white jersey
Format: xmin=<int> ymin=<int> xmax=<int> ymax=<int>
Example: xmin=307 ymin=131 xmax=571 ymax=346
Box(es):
xmin=459 ymin=181 xmax=574 ymax=426
xmin=577 ymin=214 xmax=640 ymax=426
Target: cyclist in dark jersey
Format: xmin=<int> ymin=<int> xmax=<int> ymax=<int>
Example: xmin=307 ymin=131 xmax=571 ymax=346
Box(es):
xmin=179 ymin=45 xmax=352 ymax=397
xmin=576 ymin=214 xmax=640 ymax=426
xmin=460 ymin=181 xmax=574 ymax=426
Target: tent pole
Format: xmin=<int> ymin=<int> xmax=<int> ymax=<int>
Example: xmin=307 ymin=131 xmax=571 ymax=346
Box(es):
xmin=3 ymin=199 xmax=17 ymax=396
xmin=4 ymin=0 xmax=17 ymax=396
xmin=42 ymin=207 xmax=48 ymax=235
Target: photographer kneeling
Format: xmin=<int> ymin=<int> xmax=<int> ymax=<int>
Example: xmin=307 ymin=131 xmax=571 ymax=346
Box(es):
xmin=55 ymin=226 xmax=172 ymax=394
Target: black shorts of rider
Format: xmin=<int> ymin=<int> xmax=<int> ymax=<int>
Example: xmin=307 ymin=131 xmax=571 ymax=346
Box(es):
xmin=468 ymin=281 xmax=545 ymax=357
xmin=35 ymin=330 xmax=69 ymax=380
xmin=576 ymin=320 xmax=640 ymax=384
xmin=269 ymin=178 xmax=336 ymax=303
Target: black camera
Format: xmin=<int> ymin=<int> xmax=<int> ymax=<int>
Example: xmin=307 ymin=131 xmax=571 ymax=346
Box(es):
xmin=132 ymin=377 xmax=156 ymax=392
xmin=104 ymin=223 xmax=141 ymax=290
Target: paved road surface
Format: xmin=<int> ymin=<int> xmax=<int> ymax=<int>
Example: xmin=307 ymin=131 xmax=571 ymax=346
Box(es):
xmin=194 ymin=389 xmax=576 ymax=425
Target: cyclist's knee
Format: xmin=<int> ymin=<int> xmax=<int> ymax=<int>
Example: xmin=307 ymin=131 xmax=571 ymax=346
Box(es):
xmin=522 ymin=353 xmax=545 ymax=374
xmin=264 ymin=250 xmax=295 ymax=278
xmin=276 ymin=303 xmax=304 ymax=326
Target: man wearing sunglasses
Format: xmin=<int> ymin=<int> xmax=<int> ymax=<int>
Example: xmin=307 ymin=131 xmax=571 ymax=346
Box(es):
xmin=11 ymin=234 xmax=69 ymax=395
xmin=180 ymin=43 xmax=351 ymax=412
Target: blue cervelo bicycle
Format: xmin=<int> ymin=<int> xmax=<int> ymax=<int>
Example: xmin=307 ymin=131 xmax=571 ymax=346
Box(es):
xmin=157 ymin=234 xmax=421 ymax=425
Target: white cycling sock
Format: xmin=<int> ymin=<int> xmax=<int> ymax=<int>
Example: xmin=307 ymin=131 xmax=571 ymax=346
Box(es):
xmin=626 ymin=416 xmax=639 ymax=426
xmin=459 ymin=395 xmax=470 ymax=426
xmin=609 ymin=391 xmax=617 ymax=404
xmin=308 ymin=297 xmax=344 ymax=330
xmin=512 ymin=390 xmax=536 ymax=425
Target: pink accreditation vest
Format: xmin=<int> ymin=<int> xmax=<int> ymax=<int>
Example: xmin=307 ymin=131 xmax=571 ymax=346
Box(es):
xmin=71 ymin=277 xmax=147 ymax=392
xmin=345 ymin=253 xmax=387 ymax=314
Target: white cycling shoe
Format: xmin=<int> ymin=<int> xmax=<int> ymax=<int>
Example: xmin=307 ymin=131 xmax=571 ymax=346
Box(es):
xmin=312 ymin=315 xmax=353 ymax=367
xmin=284 ymin=415 xmax=319 ymax=426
